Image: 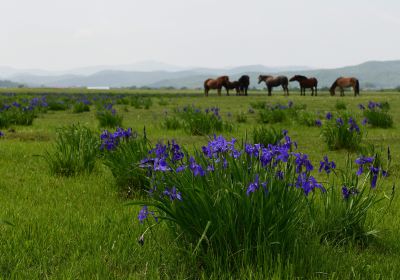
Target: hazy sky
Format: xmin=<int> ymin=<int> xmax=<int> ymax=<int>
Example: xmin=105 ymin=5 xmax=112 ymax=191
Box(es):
xmin=2 ymin=0 xmax=400 ymax=70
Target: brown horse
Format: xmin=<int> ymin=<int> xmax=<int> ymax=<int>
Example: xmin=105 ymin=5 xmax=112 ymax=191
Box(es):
xmin=329 ymin=77 xmax=360 ymax=96
xmin=289 ymin=75 xmax=318 ymax=96
xmin=204 ymin=76 xmax=230 ymax=96
xmin=258 ymin=75 xmax=289 ymax=96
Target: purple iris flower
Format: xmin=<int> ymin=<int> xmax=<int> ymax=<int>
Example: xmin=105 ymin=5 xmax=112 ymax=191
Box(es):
xmin=355 ymin=156 xmax=374 ymax=176
xmin=319 ymin=155 xmax=336 ymax=174
xmin=315 ymin=119 xmax=322 ymax=127
xmin=163 ymin=187 xmax=182 ymax=201
xmin=326 ymin=112 xmax=333 ymax=120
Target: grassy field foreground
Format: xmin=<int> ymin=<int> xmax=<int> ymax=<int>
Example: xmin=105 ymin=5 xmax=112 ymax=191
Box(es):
xmin=1 ymin=89 xmax=400 ymax=279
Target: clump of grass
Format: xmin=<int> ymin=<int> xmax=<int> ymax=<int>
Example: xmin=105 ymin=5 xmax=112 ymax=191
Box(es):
xmin=178 ymin=106 xmax=233 ymax=136
xmin=47 ymin=101 xmax=69 ymax=111
xmin=158 ymin=98 xmax=169 ymax=106
xmin=44 ymin=124 xmax=99 ymax=176
xmin=96 ymin=104 xmax=123 ymax=128
xmin=321 ymin=113 xmax=363 ymax=151
xmin=252 ymin=126 xmax=283 ymax=146
xmin=258 ymin=109 xmax=286 ymax=124
xmin=236 ymin=112 xmax=247 ymax=123
xmin=335 ymin=101 xmax=347 ymax=110
xmin=296 ymin=111 xmax=319 ymax=127
xmin=100 ymin=128 xmax=149 ymax=195
xmin=360 ymin=101 xmax=393 ymax=128
xmin=162 ymin=115 xmax=182 ymax=130
xmin=72 ymin=102 xmax=90 ymax=113
xmin=131 ymin=97 xmax=153 ymax=109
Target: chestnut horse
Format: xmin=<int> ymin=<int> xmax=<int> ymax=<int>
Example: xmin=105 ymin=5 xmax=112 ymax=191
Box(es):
xmin=258 ymin=75 xmax=289 ymax=96
xmin=289 ymin=75 xmax=318 ymax=96
xmin=204 ymin=76 xmax=230 ymax=96
xmin=238 ymin=75 xmax=250 ymax=96
xmin=329 ymin=77 xmax=360 ymax=96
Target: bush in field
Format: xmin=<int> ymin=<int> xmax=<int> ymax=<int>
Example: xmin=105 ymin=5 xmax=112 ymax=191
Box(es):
xmin=100 ymin=128 xmax=149 ymax=194
xmin=0 ymin=105 xmax=36 ymax=128
xmin=359 ymin=101 xmax=393 ymax=128
xmin=335 ymin=101 xmax=347 ymax=110
xmin=257 ymin=101 xmax=305 ymax=124
xmin=318 ymin=152 xmax=392 ymax=246
xmin=44 ymin=124 xmax=99 ymax=176
xmin=235 ymin=112 xmax=247 ymax=123
xmin=252 ymin=126 xmax=283 ymax=146
xmin=258 ymin=108 xmax=286 ymax=124
xmin=297 ymin=110 xmax=320 ymax=127
xmin=162 ymin=115 xmax=182 ymax=130
xmin=96 ymin=104 xmax=123 ymax=128
xmin=135 ymin=134 xmax=392 ymax=271
xmin=48 ymin=101 xmax=69 ymax=111
xmin=178 ymin=106 xmax=233 ymax=136
xmin=158 ymin=98 xmax=169 ymax=106
xmin=72 ymin=102 xmax=90 ymax=113
xmin=131 ymin=96 xmax=153 ymax=109
xmin=321 ymin=112 xmax=363 ymax=151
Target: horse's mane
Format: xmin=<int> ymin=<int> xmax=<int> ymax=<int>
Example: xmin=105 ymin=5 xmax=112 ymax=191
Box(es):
xmin=295 ymin=75 xmax=308 ymax=80
xmin=330 ymin=79 xmax=338 ymax=90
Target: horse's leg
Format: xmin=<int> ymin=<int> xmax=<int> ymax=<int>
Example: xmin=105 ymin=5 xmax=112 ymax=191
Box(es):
xmin=268 ymin=86 xmax=272 ymax=96
xmin=315 ymin=86 xmax=317 ymax=96
xmin=286 ymin=85 xmax=289 ymax=96
xmin=205 ymin=87 xmax=208 ymax=97
xmin=218 ymin=88 xmax=221 ymax=96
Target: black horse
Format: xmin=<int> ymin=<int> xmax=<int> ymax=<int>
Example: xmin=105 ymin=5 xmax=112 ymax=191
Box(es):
xmin=238 ymin=75 xmax=250 ymax=96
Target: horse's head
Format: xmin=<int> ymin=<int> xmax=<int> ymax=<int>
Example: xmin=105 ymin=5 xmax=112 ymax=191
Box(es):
xmin=289 ymin=76 xmax=297 ymax=82
xmin=329 ymin=88 xmax=335 ymax=96
xmin=220 ymin=76 xmax=230 ymax=86
xmin=258 ymin=75 xmax=264 ymax=84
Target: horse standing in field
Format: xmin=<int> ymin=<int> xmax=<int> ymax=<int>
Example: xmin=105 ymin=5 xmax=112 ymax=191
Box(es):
xmin=289 ymin=75 xmax=318 ymax=96
xmin=204 ymin=76 xmax=230 ymax=96
xmin=238 ymin=75 xmax=250 ymax=96
xmin=225 ymin=80 xmax=240 ymax=95
xmin=329 ymin=77 xmax=360 ymax=96
xmin=258 ymin=75 xmax=289 ymax=96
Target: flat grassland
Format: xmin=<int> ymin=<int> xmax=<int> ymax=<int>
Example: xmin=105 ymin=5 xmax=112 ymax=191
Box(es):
xmin=0 ymin=88 xmax=400 ymax=279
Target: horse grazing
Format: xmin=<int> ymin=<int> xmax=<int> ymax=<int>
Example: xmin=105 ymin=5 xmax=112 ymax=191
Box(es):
xmin=329 ymin=77 xmax=360 ymax=96
xmin=204 ymin=76 xmax=230 ymax=96
xmin=289 ymin=75 xmax=318 ymax=96
xmin=258 ymin=75 xmax=289 ymax=96
xmin=238 ymin=75 xmax=250 ymax=96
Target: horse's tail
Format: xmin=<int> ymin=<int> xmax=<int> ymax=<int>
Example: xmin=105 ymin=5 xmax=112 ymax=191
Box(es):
xmin=355 ymin=79 xmax=360 ymax=95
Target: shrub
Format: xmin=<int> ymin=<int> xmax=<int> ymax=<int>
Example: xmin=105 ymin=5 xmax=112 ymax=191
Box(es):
xmin=131 ymin=97 xmax=153 ymax=109
xmin=96 ymin=104 xmax=123 ymax=128
xmin=162 ymin=116 xmax=182 ymax=130
xmin=363 ymin=110 xmax=393 ymax=128
xmin=178 ymin=106 xmax=232 ymax=136
xmin=321 ymin=113 xmax=363 ymax=151
xmin=48 ymin=101 xmax=69 ymax=111
xmin=136 ymin=134 xmax=318 ymax=269
xmin=72 ymin=102 xmax=90 ymax=113
xmin=100 ymin=128 xmax=149 ymax=194
xmin=235 ymin=112 xmax=247 ymax=123
xmin=335 ymin=101 xmax=347 ymax=110
xmin=158 ymin=98 xmax=169 ymax=106
xmin=318 ymin=153 xmax=392 ymax=246
xmin=252 ymin=126 xmax=283 ymax=146
xmin=258 ymin=109 xmax=286 ymax=124
xmin=44 ymin=124 xmax=99 ymax=176
xmin=297 ymin=111 xmax=319 ymax=127
xmin=0 ymin=106 xmax=36 ymax=127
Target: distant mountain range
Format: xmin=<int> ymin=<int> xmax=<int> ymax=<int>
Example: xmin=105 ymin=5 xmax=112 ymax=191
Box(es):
xmin=1 ymin=60 xmax=400 ymax=89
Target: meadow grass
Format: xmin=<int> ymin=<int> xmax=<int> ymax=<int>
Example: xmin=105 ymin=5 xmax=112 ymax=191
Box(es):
xmin=1 ymin=89 xmax=400 ymax=279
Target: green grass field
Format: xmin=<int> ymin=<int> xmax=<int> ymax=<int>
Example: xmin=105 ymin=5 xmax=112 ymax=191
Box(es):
xmin=1 ymin=88 xmax=400 ymax=279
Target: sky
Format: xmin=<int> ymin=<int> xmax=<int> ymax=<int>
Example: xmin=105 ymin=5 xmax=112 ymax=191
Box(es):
xmin=1 ymin=0 xmax=400 ymax=70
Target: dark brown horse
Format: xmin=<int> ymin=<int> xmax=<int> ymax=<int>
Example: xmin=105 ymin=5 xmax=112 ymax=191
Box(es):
xmin=329 ymin=77 xmax=360 ymax=96
xmin=204 ymin=76 xmax=230 ymax=96
xmin=225 ymin=81 xmax=240 ymax=95
xmin=258 ymin=75 xmax=289 ymax=96
xmin=238 ymin=75 xmax=250 ymax=96
xmin=289 ymin=75 xmax=318 ymax=96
